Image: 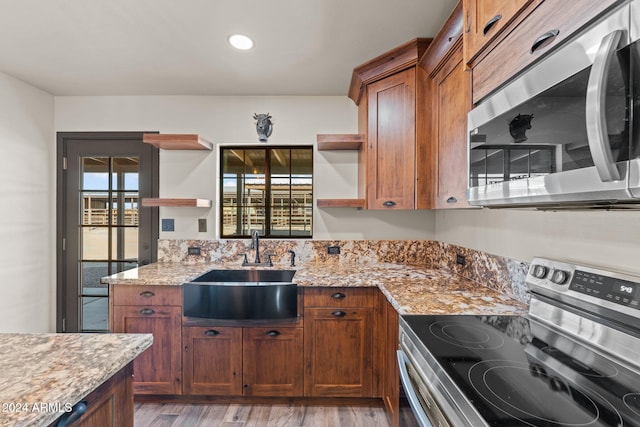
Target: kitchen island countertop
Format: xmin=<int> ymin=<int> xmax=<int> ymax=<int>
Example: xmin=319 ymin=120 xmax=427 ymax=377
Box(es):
xmin=103 ymin=262 xmax=528 ymax=315
xmin=0 ymin=333 xmax=152 ymax=427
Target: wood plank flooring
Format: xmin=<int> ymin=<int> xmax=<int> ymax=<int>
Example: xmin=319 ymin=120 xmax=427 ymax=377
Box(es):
xmin=134 ymin=402 xmax=391 ymax=427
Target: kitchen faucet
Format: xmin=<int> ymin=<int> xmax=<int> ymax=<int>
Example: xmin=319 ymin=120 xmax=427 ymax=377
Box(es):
xmin=241 ymin=231 xmax=273 ymax=266
xmin=250 ymin=230 xmax=261 ymax=264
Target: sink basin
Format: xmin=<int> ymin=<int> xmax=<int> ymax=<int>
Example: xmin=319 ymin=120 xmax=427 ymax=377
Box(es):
xmin=183 ymin=269 xmax=298 ymax=321
xmin=190 ymin=269 xmax=295 ymax=284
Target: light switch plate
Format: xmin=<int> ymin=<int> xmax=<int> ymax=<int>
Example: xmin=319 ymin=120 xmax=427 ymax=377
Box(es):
xmin=161 ymin=218 xmax=175 ymax=232
xmin=198 ymin=218 xmax=207 ymax=232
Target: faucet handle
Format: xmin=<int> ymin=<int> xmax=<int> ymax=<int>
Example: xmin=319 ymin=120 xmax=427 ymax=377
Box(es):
xmin=241 ymin=253 xmax=248 ymax=266
xmin=266 ymin=254 xmax=273 ymax=267
xmin=287 ymin=250 xmax=296 ymax=267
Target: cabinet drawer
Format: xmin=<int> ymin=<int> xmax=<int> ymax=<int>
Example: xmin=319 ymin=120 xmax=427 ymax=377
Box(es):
xmin=111 ymin=285 xmax=181 ymax=306
xmin=472 ymin=0 xmax=619 ymax=103
xmin=304 ymin=287 xmax=375 ymax=308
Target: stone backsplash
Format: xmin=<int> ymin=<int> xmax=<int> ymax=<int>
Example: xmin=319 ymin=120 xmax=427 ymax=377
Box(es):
xmin=157 ymin=239 xmax=531 ymax=304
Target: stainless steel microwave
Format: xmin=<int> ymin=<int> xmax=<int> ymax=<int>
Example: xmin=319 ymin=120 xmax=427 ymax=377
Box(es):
xmin=467 ymin=0 xmax=640 ymax=208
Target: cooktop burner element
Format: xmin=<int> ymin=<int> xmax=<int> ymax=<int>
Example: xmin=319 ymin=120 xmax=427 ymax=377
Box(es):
xmin=399 ymin=255 xmax=640 ymax=427
xmin=429 ymin=319 xmax=505 ymax=349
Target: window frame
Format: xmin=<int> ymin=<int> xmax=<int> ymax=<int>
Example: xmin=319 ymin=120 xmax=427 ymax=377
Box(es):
xmin=219 ymin=145 xmax=313 ymax=239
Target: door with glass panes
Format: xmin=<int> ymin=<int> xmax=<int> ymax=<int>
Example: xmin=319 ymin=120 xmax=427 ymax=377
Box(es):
xmin=57 ymin=133 xmax=158 ymax=332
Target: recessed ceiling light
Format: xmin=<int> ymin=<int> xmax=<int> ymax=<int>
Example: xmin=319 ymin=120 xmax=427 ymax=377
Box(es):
xmin=228 ymin=34 xmax=254 ymax=50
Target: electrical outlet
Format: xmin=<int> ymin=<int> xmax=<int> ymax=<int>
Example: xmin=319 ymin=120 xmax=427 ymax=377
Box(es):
xmin=161 ymin=218 xmax=174 ymax=232
xmin=198 ymin=218 xmax=207 ymax=232
xmin=188 ymin=247 xmax=201 ymax=256
xmin=456 ymin=254 xmax=466 ymax=266
xmin=327 ymin=246 xmax=340 ymax=255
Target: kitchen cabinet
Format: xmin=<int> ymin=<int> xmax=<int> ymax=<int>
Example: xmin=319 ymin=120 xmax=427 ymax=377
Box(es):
xmin=463 ymin=0 xmax=535 ymax=64
xmin=182 ymin=326 xmax=243 ymax=395
xmin=110 ymin=286 xmax=182 ymax=395
xmin=420 ymin=2 xmax=471 ymax=209
xmin=182 ymin=325 xmax=303 ymax=397
xmin=469 ymin=0 xmax=619 ymax=103
xmin=381 ymin=298 xmax=400 ymax=427
xmin=348 ymin=38 xmax=432 ymax=210
xmin=303 ymin=287 xmax=375 ymax=397
xmin=51 ymin=363 xmax=134 ymax=427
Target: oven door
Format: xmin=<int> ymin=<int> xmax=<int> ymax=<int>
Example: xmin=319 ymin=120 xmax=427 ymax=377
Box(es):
xmin=467 ymin=2 xmax=637 ymax=207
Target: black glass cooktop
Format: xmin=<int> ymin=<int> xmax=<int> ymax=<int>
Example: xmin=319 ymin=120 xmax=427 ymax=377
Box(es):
xmin=403 ymin=314 xmax=640 ymax=427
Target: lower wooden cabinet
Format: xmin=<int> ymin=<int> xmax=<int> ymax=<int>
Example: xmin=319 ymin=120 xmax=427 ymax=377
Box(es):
xmin=182 ymin=325 xmax=303 ymax=396
xmin=111 ymin=305 xmax=182 ymax=395
xmin=303 ymin=288 xmax=375 ymax=397
xmin=50 ymin=363 xmax=134 ymax=427
xmin=182 ymin=326 xmax=243 ymax=396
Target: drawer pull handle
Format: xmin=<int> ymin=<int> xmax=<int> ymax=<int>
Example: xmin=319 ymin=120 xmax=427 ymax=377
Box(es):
xmin=530 ymin=29 xmax=560 ymax=54
xmin=55 ymin=400 xmax=88 ymax=427
xmin=332 ymin=310 xmax=347 ymax=317
xmin=446 ymin=196 xmax=457 ymax=203
xmin=382 ymin=200 xmax=396 ymax=207
xmin=204 ymin=329 xmax=220 ymax=336
xmin=331 ymin=292 xmax=346 ymax=300
xmin=139 ymin=291 xmax=155 ymax=298
xmin=482 ymin=14 xmax=502 ymax=36
xmin=139 ymin=308 xmax=154 ymax=315
xmin=266 ymin=330 xmax=281 ymax=336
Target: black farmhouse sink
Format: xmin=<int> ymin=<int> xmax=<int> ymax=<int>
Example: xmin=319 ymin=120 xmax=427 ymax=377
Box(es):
xmin=183 ymin=269 xmax=297 ymax=321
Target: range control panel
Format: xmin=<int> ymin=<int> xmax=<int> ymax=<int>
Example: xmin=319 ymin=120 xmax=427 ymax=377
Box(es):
xmin=569 ymin=270 xmax=640 ymax=310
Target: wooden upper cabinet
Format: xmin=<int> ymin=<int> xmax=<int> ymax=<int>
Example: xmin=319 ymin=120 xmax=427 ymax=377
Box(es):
xmin=420 ymin=2 xmax=471 ymax=209
xmin=463 ymin=0 xmax=535 ymax=64
xmin=367 ymin=69 xmax=417 ymax=210
xmin=349 ymin=38 xmax=432 ymax=210
xmin=471 ymin=0 xmax=619 ymax=103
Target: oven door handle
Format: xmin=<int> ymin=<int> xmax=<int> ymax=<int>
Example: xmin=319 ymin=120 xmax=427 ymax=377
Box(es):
xmin=585 ymin=29 xmax=623 ymax=182
xmin=397 ymin=350 xmax=434 ymax=427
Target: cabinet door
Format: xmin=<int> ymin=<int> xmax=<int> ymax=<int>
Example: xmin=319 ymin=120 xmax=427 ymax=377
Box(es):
xmin=383 ymin=301 xmax=400 ymax=427
xmin=243 ymin=327 xmax=303 ymax=397
xmin=304 ymin=307 xmax=373 ymax=397
xmin=432 ymin=41 xmax=471 ymax=209
xmin=367 ymin=68 xmax=416 ymax=210
xmin=112 ymin=306 xmax=181 ymax=395
xmin=182 ymin=326 xmax=243 ymax=396
xmin=463 ymin=0 xmax=533 ymax=63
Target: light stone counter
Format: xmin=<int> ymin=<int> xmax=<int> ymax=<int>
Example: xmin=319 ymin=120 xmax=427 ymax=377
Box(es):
xmin=0 ymin=333 xmax=152 ymax=427
xmin=103 ymin=262 xmax=528 ymax=315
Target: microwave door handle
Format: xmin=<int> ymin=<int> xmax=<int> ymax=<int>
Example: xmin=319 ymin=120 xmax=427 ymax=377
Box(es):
xmin=397 ymin=350 xmax=434 ymax=427
xmin=586 ymin=30 xmax=623 ymax=182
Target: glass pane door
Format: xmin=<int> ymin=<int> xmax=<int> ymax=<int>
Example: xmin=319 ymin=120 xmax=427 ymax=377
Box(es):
xmin=80 ymin=157 xmax=140 ymax=331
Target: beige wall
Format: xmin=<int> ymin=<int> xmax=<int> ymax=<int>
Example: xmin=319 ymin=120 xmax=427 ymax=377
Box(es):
xmin=0 ymin=72 xmax=55 ymax=332
xmin=54 ymin=95 xmax=437 ymax=241
xmin=435 ymin=209 xmax=640 ymax=274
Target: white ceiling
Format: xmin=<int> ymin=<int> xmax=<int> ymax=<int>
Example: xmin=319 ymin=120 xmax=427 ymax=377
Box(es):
xmin=0 ymin=0 xmax=458 ymax=96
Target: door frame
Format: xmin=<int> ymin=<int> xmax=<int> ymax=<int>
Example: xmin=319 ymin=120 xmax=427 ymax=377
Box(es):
xmin=56 ymin=131 xmax=159 ymax=332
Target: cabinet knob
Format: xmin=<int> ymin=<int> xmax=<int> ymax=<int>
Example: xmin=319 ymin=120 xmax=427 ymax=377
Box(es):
xmin=139 ymin=291 xmax=155 ymax=298
xmin=332 ymin=310 xmax=347 ymax=317
xmin=266 ymin=330 xmax=281 ymax=337
xmin=446 ymin=196 xmax=457 ymax=203
xmin=331 ymin=292 xmax=346 ymax=300
xmin=530 ymin=29 xmax=560 ymax=54
xmin=482 ymin=14 xmax=502 ymax=36
xmin=382 ymin=200 xmax=396 ymax=207
xmin=139 ymin=308 xmax=154 ymax=315
xmin=204 ymin=329 xmax=220 ymax=336
xmin=55 ymin=401 xmax=88 ymax=427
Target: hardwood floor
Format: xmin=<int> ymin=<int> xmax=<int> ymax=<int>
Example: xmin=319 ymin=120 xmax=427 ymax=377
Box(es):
xmin=134 ymin=402 xmax=391 ymax=427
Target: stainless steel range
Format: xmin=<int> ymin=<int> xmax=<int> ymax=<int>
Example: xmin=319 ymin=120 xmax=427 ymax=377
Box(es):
xmin=398 ymin=258 xmax=640 ymax=426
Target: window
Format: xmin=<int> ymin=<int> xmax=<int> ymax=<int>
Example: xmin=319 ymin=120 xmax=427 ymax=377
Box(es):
xmin=221 ymin=146 xmax=313 ymax=238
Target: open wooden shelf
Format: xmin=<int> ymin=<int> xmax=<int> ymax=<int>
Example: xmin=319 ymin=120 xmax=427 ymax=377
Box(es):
xmin=142 ymin=134 xmax=213 ymax=150
xmin=316 ymin=198 xmax=366 ymax=208
xmin=316 ymin=134 xmax=364 ymax=151
xmin=141 ymin=198 xmax=212 ymax=208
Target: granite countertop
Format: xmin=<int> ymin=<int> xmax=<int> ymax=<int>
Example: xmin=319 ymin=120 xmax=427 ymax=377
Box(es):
xmin=103 ymin=262 xmax=528 ymax=315
xmin=0 ymin=333 xmax=152 ymax=427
